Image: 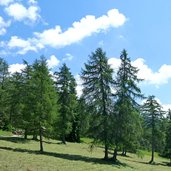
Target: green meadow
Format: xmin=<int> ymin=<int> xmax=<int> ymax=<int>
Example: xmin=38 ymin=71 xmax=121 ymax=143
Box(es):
xmin=0 ymin=133 xmax=170 ymax=171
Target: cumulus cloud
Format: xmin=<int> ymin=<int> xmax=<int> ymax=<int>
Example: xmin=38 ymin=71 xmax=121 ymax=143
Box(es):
xmin=34 ymin=9 xmax=126 ymax=48
xmin=108 ymin=57 xmax=121 ymax=70
xmin=7 ymin=36 xmax=44 ymax=54
xmin=108 ymin=57 xmax=171 ymax=86
xmin=0 ymin=16 xmax=11 ymax=35
xmin=0 ymin=0 xmax=13 ymax=6
xmin=5 ymin=2 xmax=40 ymax=23
xmin=132 ymin=58 xmax=171 ymax=86
xmin=47 ymin=55 xmax=60 ymax=69
xmin=4 ymin=9 xmax=126 ymax=54
xmin=75 ymin=74 xmax=83 ymax=97
xmin=9 ymin=63 xmax=26 ymax=74
xmin=62 ymin=53 xmax=74 ymax=61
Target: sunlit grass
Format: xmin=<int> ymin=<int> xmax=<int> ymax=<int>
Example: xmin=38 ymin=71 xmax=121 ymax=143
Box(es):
xmin=0 ymin=132 xmax=170 ymax=171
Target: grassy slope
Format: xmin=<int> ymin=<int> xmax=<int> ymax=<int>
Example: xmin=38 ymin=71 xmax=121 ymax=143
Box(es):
xmin=0 ymin=135 xmax=170 ymax=171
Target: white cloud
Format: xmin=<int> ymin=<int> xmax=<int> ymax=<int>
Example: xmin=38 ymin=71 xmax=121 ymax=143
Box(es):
xmin=0 ymin=16 xmax=11 ymax=35
xmin=7 ymin=36 xmax=44 ymax=54
xmin=62 ymin=53 xmax=73 ymax=61
xmin=75 ymin=74 xmax=83 ymax=97
xmin=9 ymin=63 xmax=26 ymax=74
xmin=34 ymin=9 xmax=126 ymax=48
xmin=0 ymin=0 xmax=13 ymax=6
xmin=47 ymin=55 xmax=60 ymax=69
xmin=108 ymin=57 xmax=121 ymax=70
xmin=108 ymin=57 xmax=171 ymax=86
xmin=132 ymin=58 xmax=171 ymax=86
xmin=5 ymin=8 xmax=126 ymax=54
xmin=162 ymin=104 xmax=171 ymax=112
xmin=5 ymin=2 xmax=40 ymax=23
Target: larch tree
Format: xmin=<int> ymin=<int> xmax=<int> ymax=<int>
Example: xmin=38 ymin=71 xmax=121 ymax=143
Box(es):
xmin=54 ymin=63 xmax=77 ymax=144
xmin=81 ymin=48 xmax=113 ymax=160
xmin=142 ymin=95 xmax=165 ymax=164
xmin=112 ymin=49 xmax=143 ymax=161
xmin=31 ymin=57 xmax=57 ymax=152
xmin=0 ymin=58 xmax=10 ymax=130
xmin=8 ymin=72 xmax=24 ymax=131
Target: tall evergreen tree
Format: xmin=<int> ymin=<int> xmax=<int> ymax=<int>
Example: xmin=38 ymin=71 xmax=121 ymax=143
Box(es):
xmin=164 ymin=109 xmax=171 ymax=164
xmin=81 ymin=48 xmax=113 ymax=160
xmin=54 ymin=63 xmax=77 ymax=144
xmin=0 ymin=58 xmax=10 ymax=130
xmin=20 ymin=61 xmax=35 ymax=139
xmin=8 ymin=72 xmax=24 ymax=130
xmin=142 ymin=95 xmax=165 ymax=164
xmin=31 ymin=57 xmax=57 ymax=152
xmin=112 ymin=49 xmax=143 ymax=161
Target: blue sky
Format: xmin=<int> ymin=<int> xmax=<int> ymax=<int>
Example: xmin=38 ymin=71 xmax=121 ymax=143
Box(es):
xmin=0 ymin=0 xmax=171 ymax=110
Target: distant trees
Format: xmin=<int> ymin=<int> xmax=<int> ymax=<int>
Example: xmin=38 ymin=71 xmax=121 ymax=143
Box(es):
xmin=163 ymin=109 xmax=171 ymax=164
xmin=81 ymin=48 xmax=113 ymax=160
xmin=142 ymin=96 xmax=165 ymax=164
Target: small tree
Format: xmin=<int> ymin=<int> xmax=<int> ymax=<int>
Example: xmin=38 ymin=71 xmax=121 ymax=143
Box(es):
xmin=142 ymin=95 xmax=165 ymax=164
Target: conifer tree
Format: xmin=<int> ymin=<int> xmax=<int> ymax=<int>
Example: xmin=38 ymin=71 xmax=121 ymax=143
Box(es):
xmin=54 ymin=63 xmax=77 ymax=144
xmin=113 ymin=49 xmax=143 ymax=161
xmin=20 ymin=61 xmax=35 ymax=139
xmin=0 ymin=58 xmax=10 ymax=130
xmin=142 ymin=95 xmax=165 ymax=164
xmin=81 ymin=48 xmax=113 ymax=160
xmin=8 ymin=72 xmax=24 ymax=130
xmin=164 ymin=109 xmax=171 ymax=164
xmin=31 ymin=57 xmax=57 ymax=152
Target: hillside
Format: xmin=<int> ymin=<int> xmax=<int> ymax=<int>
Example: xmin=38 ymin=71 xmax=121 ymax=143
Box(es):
xmin=0 ymin=135 xmax=170 ymax=171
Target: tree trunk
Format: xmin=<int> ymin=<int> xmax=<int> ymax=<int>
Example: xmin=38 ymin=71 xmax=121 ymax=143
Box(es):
xmin=62 ymin=134 xmax=66 ymax=144
xmin=104 ymin=144 xmax=108 ymax=160
xmin=113 ymin=147 xmax=118 ymax=162
xmin=32 ymin=134 xmax=38 ymax=140
xmin=122 ymin=148 xmax=127 ymax=156
xmin=24 ymin=128 xmax=28 ymax=139
xmin=149 ymin=115 xmax=155 ymax=164
xmin=39 ymin=127 xmax=43 ymax=152
xmin=32 ymin=130 xmax=38 ymax=140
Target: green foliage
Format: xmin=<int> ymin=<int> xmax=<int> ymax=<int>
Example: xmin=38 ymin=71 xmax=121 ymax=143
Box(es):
xmin=81 ymin=48 xmax=114 ymax=159
xmin=31 ymin=57 xmax=58 ymax=151
xmin=112 ymin=49 xmax=143 ymax=160
xmin=0 ymin=58 xmax=10 ymax=130
xmin=55 ymin=63 xmax=78 ymax=143
xmin=141 ymin=95 xmax=165 ymax=163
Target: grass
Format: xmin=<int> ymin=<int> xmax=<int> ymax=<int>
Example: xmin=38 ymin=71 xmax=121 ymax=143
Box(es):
xmin=0 ymin=130 xmax=12 ymax=136
xmin=0 ymin=133 xmax=170 ymax=171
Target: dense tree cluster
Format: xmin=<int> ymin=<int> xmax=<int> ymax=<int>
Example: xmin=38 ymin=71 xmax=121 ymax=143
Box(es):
xmin=0 ymin=48 xmax=171 ymax=163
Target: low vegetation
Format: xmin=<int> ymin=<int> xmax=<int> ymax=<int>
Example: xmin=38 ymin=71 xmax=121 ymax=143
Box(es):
xmin=0 ymin=134 xmax=170 ymax=171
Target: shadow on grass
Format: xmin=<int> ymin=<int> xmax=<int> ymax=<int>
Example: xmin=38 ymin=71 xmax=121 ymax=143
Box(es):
xmin=124 ymin=157 xmax=171 ymax=167
xmin=0 ymin=136 xmax=29 ymax=143
xmin=0 ymin=145 xmax=132 ymax=168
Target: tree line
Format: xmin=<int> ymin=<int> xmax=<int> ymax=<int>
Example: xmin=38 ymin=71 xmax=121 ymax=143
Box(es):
xmin=0 ymin=48 xmax=171 ymax=164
